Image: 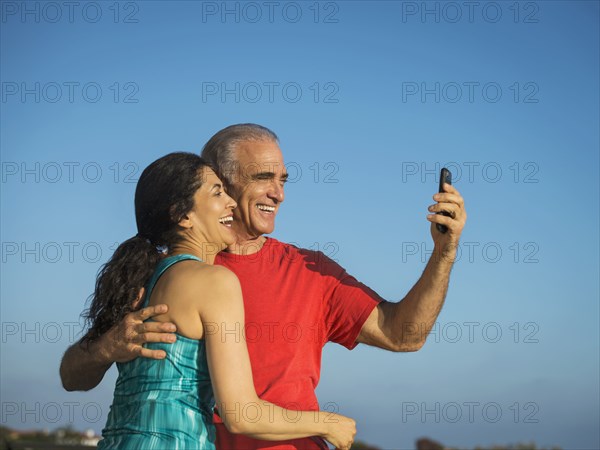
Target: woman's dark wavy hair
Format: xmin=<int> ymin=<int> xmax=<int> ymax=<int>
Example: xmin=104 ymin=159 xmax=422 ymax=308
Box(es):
xmin=82 ymin=152 xmax=210 ymax=344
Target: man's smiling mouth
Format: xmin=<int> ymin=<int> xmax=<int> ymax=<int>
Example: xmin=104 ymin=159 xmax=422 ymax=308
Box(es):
xmin=256 ymin=204 xmax=275 ymax=213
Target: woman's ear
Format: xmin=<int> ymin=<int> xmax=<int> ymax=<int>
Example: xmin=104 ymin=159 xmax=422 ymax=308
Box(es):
xmin=171 ymin=204 xmax=193 ymax=229
xmin=178 ymin=213 xmax=193 ymax=229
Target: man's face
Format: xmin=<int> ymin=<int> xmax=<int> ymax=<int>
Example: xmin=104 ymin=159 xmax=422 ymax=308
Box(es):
xmin=227 ymin=139 xmax=287 ymax=242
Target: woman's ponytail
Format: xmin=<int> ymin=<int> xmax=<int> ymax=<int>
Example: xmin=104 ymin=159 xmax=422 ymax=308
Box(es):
xmin=82 ymin=152 xmax=210 ymax=344
xmin=81 ymin=235 xmax=161 ymax=343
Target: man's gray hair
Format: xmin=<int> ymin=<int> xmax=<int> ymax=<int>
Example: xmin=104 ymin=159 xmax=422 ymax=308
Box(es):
xmin=201 ymin=123 xmax=279 ymax=185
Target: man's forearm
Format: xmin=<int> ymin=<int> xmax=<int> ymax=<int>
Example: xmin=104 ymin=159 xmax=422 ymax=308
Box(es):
xmin=391 ymin=246 xmax=456 ymax=350
xmin=358 ymin=184 xmax=466 ymax=352
xmin=60 ymin=303 xmax=177 ymax=391
xmin=60 ymin=340 xmax=113 ymax=391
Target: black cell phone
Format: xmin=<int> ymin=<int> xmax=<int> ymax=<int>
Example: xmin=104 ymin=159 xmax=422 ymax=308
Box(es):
xmin=436 ymin=168 xmax=452 ymax=234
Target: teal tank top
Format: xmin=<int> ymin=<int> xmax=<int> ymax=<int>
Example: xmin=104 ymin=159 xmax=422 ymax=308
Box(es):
xmin=98 ymin=254 xmax=216 ymax=450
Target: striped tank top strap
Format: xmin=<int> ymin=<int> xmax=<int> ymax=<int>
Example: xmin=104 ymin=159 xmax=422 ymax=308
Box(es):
xmin=142 ymin=254 xmax=203 ymax=308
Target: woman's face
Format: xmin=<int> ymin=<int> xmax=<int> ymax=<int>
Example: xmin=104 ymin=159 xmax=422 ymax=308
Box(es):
xmin=186 ymin=167 xmax=237 ymax=249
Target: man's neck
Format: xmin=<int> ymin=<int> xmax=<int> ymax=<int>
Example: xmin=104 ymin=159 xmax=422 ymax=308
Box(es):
xmin=226 ymin=235 xmax=267 ymax=255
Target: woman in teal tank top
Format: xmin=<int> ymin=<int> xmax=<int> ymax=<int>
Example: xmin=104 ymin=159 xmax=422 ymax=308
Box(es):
xmin=82 ymin=152 xmax=356 ymax=450
xmin=98 ymin=255 xmax=216 ymax=449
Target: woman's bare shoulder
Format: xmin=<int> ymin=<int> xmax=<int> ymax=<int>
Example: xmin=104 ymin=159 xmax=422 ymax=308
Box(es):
xmin=166 ymin=261 xmax=241 ymax=301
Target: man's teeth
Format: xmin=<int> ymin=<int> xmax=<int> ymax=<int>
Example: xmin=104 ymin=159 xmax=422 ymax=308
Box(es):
xmin=218 ymin=216 xmax=233 ymax=224
xmin=257 ymin=205 xmax=275 ymax=212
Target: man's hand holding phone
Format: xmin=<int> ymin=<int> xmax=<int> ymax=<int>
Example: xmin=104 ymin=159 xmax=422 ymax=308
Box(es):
xmin=426 ymin=168 xmax=467 ymax=259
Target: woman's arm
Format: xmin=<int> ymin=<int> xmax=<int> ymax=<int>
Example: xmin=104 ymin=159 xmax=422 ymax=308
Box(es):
xmin=198 ymin=267 xmax=356 ymax=449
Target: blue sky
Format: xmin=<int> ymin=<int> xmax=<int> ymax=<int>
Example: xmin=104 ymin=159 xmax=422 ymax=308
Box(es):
xmin=1 ymin=1 xmax=598 ymax=449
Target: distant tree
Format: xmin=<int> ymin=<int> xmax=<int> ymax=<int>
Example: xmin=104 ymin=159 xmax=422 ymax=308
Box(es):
xmin=0 ymin=426 xmax=8 ymax=450
xmin=451 ymin=441 xmax=562 ymax=450
xmin=417 ymin=437 xmax=445 ymax=450
xmin=351 ymin=439 xmax=382 ymax=450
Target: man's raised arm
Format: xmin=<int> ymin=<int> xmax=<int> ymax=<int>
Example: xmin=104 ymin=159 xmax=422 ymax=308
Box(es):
xmin=60 ymin=303 xmax=177 ymax=391
xmin=357 ymin=184 xmax=467 ymax=352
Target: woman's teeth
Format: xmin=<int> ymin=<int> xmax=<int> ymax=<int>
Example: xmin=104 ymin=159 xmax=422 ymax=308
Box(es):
xmin=219 ymin=216 xmax=233 ymax=226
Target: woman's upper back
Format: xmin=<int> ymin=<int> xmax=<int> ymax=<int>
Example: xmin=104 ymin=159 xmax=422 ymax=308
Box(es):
xmin=107 ymin=255 xmax=216 ymax=436
xmin=145 ymin=253 xmax=241 ymax=340
xmin=118 ymin=254 xmax=212 ymax=388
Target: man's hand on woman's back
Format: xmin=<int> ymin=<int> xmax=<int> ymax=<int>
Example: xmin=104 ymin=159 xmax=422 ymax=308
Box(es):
xmin=60 ymin=288 xmax=177 ymax=391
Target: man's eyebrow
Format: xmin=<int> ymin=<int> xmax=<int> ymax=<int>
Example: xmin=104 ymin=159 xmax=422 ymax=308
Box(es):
xmin=251 ymin=171 xmax=276 ymax=180
xmin=251 ymin=172 xmax=289 ymax=181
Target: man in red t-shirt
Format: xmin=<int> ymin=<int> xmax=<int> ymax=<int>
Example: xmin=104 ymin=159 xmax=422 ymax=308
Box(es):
xmin=60 ymin=124 xmax=467 ymax=449
xmin=212 ymin=238 xmax=382 ymax=450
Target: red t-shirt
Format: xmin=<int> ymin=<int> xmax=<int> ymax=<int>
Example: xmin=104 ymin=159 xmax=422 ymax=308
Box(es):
xmin=212 ymin=238 xmax=382 ymax=449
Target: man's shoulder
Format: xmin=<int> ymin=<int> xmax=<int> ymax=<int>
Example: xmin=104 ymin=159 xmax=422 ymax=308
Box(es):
xmin=267 ymin=237 xmax=315 ymax=256
xmin=216 ymin=237 xmax=342 ymax=274
xmin=267 ymin=237 xmax=342 ymax=270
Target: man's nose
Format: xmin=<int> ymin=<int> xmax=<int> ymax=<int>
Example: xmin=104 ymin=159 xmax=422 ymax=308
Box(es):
xmin=268 ymin=181 xmax=285 ymax=203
